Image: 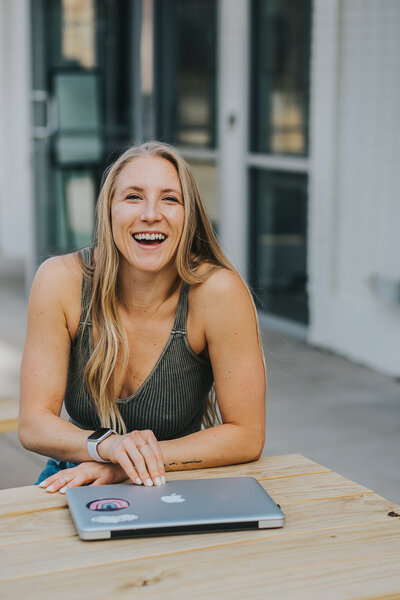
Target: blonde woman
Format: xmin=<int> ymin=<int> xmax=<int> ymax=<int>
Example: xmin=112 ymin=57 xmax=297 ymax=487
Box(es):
xmin=19 ymin=141 xmax=266 ymax=493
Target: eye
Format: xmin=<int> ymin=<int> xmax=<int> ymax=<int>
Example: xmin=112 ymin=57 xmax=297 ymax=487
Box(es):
xmin=126 ymin=193 xmax=141 ymax=201
xmin=163 ymin=196 xmax=180 ymax=203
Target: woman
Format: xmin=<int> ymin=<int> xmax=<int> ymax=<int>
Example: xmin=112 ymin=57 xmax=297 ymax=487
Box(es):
xmin=19 ymin=141 xmax=266 ymax=493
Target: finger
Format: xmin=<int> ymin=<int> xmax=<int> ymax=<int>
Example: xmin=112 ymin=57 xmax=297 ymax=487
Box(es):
xmin=89 ymin=478 xmax=106 ymax=486
xmin=59 ymin=471 xmax=91 ymax=494
xmin=143 ymin=432 xmax=166 ymax=482
xmin=39 ymin=467 xmax=76 ymax=490
xmin=136 ymin=440 xmax=163 ymax=486
xmin=43 ymin=474 xmax=70 ymax=493
xmin=114 ymin=445 xmax=146 ymax=485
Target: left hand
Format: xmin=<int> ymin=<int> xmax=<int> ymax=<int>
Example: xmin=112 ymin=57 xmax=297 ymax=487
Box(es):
xmin=39 ymin=461 xmax=128 ymax=494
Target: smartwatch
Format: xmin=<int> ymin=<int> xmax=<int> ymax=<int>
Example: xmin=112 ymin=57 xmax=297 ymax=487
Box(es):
xmin=87 ymin=428 xmax=117 ymax=463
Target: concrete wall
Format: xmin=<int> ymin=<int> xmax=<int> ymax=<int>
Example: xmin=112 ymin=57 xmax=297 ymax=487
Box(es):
xmin=309 ymin=0 xmax=400 ymax=376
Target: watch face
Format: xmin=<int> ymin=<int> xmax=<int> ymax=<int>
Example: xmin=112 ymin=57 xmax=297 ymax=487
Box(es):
xmin=87 ymin=428 xmax=111 ymax=441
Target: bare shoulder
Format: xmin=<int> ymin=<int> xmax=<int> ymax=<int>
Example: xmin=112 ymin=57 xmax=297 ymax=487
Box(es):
xmin=29 ymin=252 xmax=83 ymax=334
xmin=190 ymin=266 xmax=256 ymax=326
xmin=193 ymin=266 xmax=250 ymax=300
xmin=32 ymin=252 xmax=81 ymax=299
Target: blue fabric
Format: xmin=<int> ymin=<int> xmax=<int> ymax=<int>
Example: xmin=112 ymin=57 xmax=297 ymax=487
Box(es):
xmin=35 ymin=458 xmax=79 ymax=485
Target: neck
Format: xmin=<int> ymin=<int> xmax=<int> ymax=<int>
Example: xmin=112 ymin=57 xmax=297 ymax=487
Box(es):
xmin=117 ymin=258 xmax=180 ymax=313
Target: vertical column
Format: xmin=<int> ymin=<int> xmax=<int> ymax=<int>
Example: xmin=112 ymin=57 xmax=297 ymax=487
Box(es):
xmin=218 ymin=0 xmax=250 ymax=278
xmin=0 ymin=0 xmax=35 ymax=290
xmin=308 ymin=0 xmax=340 ymax=338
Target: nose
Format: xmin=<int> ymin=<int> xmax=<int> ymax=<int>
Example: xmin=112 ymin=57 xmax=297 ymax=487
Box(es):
xmin=140 ymin=199 xmax=161 ymax=223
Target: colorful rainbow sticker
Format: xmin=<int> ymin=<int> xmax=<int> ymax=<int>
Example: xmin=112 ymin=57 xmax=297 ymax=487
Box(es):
xmin=87 ymin=498 xmax=130 ymax=511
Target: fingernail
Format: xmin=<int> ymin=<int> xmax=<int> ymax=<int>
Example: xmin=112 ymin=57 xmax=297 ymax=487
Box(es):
xmin=145 ymin=478 xmax=153 ymax=487
xmin=39 ymin=480 xmax=47 ymax=488
xmin=59 ymin=487 xmax=66 ymax=494
xmin=154 ymin=477 xmax=162 ymax=486
xmin=161 ymin=475 xmax=166 ymax=484
xmin=135 ymin=478 xmax=143 ymax=485
xmin=47 ymin=484 xmax=55 ymax=492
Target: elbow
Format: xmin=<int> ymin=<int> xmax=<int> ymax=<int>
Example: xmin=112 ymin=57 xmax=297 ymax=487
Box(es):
xmin=253 ymin=427 xmax=266 ymax=461
xmin=244 ymin=429 xmax=265 ymax=463
xmin=250 ymin=443 xmax=264 ymax=462
xmin=18 ymin=419 xmax=36 ymax=452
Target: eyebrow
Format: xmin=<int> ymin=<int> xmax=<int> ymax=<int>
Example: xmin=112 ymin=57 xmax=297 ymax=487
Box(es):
xmin=120 ymin=185 xmax=182 ymax=197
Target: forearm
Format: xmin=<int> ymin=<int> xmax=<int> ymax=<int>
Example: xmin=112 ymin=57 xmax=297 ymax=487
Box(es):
xmin=159 ymin=423 xmax=265 ymax=471
xmin=19 ymin=410 xmax=94 ymax=463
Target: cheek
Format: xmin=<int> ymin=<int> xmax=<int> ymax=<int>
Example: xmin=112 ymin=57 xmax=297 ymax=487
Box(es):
xmin=110 ymin=206 xmax=124 ymax=237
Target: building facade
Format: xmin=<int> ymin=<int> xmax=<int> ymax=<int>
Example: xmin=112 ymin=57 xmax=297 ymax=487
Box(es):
xmin=0 ymin=0 xmax=399 ymax=376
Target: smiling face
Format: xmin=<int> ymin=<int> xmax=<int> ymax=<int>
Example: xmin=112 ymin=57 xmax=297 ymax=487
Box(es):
xmin=111 ymin=155 xmax=185 ymax=276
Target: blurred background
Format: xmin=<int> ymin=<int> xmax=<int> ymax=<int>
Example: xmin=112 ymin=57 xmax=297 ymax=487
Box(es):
xmin=0 ymin=0 xmax=399 ymax=501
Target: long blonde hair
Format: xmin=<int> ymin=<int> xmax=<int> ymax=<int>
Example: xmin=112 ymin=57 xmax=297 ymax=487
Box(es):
xmin=79 ymin=141 xmax=258 ymax=433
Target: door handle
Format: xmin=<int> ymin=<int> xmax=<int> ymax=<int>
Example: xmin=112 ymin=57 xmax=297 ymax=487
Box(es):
xmin=31 ymin=90 xmax=56 ymax=139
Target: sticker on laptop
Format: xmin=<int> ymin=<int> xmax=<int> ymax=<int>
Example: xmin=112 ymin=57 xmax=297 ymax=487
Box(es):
xmin=91 ymin=514 xmax=138 ymax=524
xmin=87 ymin=498 xmax=130 ymax=511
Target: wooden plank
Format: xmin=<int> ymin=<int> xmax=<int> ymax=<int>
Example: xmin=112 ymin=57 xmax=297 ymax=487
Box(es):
xmin=0 ymin=491 xmax=397 ymax=548
xmin=1 ymin=502 xmax=399 ymax=582
xmin=0 ymin=485 xmax=67 ymax=518
xmin=165 ymin=454 xmax=332 ymax=481
xmin=0 ymin=398 xmax=18 ymax=433
xmin=260 ymin=471 xmax=373 ymax=505
xmin=0 ymin=469 xmax=370 ymax=522
xmin=3 ymin=554 xmax=400 ymax=600
xmin=0 ymin=454 xmax=332 ymax=518
xmin=0 ymin=507 xmax=76 ymax=546
xmin=1 ymin=521 xmax=400 ymax=599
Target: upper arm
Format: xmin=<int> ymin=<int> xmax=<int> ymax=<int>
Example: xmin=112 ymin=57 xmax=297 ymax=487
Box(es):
xmin=19 ymin=255 xmax=80 ymax=424
xmin=197 ymin=270 xmax=266 ymax=436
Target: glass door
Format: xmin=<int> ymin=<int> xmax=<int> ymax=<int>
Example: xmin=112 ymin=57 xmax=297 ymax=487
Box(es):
xmin=31 ymin=0 xmax=138 ymax=260
xmin=249 ymin=0 xmax=311 ymax=325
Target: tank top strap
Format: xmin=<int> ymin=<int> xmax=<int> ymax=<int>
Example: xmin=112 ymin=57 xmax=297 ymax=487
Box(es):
xmin=78 ymin=247 xmax=94 ymax=325
xmin=172 ymin=281 xmax=190 ymax=334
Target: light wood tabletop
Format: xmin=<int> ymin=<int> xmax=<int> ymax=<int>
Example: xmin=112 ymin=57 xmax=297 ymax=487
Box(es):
xmin=1 ymin=454 xmax=399 ymax=599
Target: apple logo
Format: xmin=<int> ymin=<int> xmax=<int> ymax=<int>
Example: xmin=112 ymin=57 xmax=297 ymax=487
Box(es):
xmin=161 ymin=492 xmax=186 ymax=504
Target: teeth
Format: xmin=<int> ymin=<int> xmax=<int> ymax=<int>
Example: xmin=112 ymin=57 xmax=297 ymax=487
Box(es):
xmin=133 ymin=233 xmax=166 ymax=241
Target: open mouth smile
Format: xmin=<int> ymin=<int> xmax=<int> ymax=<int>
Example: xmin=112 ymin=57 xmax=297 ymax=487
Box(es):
xmin=132 ymin=232 xmax=167 ymax=247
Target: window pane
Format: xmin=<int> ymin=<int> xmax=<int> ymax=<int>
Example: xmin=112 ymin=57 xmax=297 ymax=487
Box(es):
xmin=187 ymin=161 xmax=219 ymax=232
xmin=155 ymin=0 xmax=217 ymax=148
xmin=250 ymin=169 xmax=308 ymax=324
xmin=251 ymin=0 xmax=311 ymax=156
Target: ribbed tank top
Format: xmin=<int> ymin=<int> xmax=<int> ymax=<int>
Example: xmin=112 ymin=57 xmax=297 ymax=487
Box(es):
xmin=64 ymin=248 xmax=214 ymax=438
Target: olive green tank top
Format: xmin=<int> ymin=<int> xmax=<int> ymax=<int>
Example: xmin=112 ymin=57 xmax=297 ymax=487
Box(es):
xmin=64 ymin=248 xmax=214 ymax=438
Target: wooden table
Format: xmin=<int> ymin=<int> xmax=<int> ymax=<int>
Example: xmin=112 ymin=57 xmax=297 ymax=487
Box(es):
xmin=1 ymin=454 xmax=399 ymax=599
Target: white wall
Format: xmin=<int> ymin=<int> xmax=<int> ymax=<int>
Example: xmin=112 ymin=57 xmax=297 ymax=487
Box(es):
xmin=0 ymin=0 xmax=33 ymax=269
xmin=309 ymin=0 xmax=400 ymax=376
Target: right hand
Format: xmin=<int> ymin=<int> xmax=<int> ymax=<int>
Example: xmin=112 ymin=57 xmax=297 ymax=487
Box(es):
xmin=98 ymin=429 xmax=166 ymax=487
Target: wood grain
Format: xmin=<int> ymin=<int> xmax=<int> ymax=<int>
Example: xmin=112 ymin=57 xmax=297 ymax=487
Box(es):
xmin=1 ymin=454 xmax=398 ymax=600
xmin=165 ymin=453 xmax=332 ymax=481
xmin=0 ymin=492 xmax=397 ymax=548
xmin=2 ymin=521 xmax=400 ymax=599
xmin=0 ymin=485 xmax=67 ymax=517
xmin=0 ymin=455 xmax=331 ymax=518
xmin=1 ymin=498 xmax=398 ymax=581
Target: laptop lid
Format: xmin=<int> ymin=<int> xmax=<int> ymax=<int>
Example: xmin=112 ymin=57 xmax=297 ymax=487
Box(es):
xmin=66 ymin=477 xmax=285 ymax=540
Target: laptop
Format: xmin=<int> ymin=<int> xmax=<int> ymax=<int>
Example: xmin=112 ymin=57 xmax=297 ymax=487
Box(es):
xmin=66 ymin=476 xmax=285 ymax=540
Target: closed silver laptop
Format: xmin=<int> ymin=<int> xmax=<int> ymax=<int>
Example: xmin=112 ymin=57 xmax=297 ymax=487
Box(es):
xmin=66 ymin=476 xmax=285 ymax=540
